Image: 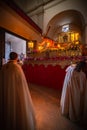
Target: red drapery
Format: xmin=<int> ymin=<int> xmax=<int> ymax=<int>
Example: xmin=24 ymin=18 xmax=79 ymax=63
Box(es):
xmin=22 ymin=64 xmax=67 ymax=90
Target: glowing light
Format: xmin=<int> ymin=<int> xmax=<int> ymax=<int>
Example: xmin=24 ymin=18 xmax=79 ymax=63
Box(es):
xmin=57 ymin=44 xmax=60 ymax=48
xmin=38 ymin=46 xmax=43 ymax=51
xmin=75 ymin=33 xmax=79 ymax=41
xmin=75 ymin=41 xmax=79 ymax=44
xmin=71 ymin=33 xmax=74 ymax=42
xmin=28 ymin=41 xmax=34 ymax=48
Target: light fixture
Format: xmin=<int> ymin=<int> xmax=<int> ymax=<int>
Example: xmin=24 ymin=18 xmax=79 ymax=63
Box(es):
xmin=28 ymin=41 xmax=34 ymax=48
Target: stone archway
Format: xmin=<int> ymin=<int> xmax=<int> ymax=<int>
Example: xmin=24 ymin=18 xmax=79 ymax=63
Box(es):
xmin=46 ymin=10 xmax=85 ymax=43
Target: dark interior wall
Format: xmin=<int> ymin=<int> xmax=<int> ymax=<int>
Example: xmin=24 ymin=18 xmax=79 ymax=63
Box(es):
xmin=0 ymin=1 xmax=41 ymax=43
xmin=0 ymin=28 xmax=5 ymax=68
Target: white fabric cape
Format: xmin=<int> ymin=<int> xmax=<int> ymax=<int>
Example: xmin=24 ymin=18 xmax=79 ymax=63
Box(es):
xmin=60 ymin=64 xmax=87 ymax=123
xmin=0 ymin=61 xmax=36 ymax=130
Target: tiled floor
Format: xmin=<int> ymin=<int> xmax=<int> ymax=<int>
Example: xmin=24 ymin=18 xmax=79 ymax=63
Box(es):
xmin=29 ymin=83 xmax=87 ymax=130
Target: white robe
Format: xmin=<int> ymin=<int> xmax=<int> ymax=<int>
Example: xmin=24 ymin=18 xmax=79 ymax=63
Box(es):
xmin=0 ymin=61 xmax=36 ymax=130
xmin=60 ymin=64 xmax=87 ymax=123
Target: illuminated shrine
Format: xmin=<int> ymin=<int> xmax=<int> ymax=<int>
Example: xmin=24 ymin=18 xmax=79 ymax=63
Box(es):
xmin=27 ymin=32 xmax=82 ymax=59
xmin=25 ymin=29 xmax=86 ymax=69
xmin=27 ymin=22 xmax=85 ymax=60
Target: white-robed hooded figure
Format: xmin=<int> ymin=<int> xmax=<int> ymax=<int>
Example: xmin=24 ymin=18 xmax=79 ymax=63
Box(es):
xmin=0 ymin=52 xmax=36 ymax=130
xmin=60 ymin=61 xmax=87 ymax=123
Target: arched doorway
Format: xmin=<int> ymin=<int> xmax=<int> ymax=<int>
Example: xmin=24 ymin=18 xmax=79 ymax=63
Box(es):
xmin=46 ymin=10 xmax=85 ymax=44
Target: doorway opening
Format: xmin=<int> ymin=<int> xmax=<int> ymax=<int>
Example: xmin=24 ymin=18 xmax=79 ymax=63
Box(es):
xmin=5 ymin=32 xmax=26 ymax=63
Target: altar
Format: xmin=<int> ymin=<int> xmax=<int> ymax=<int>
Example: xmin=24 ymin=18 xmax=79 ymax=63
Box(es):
xmin=22 ymin=56 xmax=86 ymax=90
xmin=23 ymin=34 xmax=87 ymax=89
xmin=22 ymin=63 xmax=66 ymax=90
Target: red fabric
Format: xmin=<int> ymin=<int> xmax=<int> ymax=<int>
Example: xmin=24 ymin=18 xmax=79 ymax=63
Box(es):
xmin=22 ymin=64 xmax=66 ymax=90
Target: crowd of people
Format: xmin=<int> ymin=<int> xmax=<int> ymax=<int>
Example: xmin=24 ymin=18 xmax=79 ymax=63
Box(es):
xmin=0 ymin=51 xmax=87 ymax=129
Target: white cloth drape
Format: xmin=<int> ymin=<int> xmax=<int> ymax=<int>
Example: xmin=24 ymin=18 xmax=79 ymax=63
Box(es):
xmin=60 ymin=64 xmax=87 ymax=123
xmin=0 ymin=61 xmax=36 ymax=130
